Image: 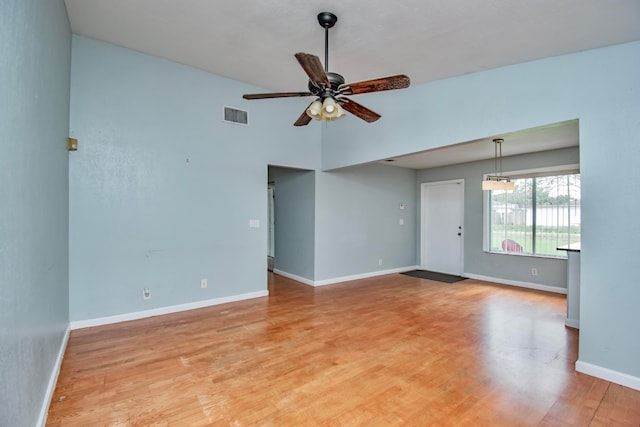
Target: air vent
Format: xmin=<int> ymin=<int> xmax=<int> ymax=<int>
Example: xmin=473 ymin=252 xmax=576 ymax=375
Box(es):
xmin=223 ymin=106 xmax=249 ymax=126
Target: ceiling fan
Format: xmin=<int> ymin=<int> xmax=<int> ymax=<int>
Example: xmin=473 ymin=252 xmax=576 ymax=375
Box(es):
xmin=242 ymin=12 xmax=411 ymax=126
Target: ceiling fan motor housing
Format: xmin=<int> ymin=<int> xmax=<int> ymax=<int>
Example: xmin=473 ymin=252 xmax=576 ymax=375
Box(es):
xmin=308 ymin=72 xmax=345 ymax=98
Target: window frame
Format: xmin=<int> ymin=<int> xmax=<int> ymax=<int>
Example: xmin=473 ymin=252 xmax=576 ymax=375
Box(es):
xmin=482 ymin=163 xmax=580 ymax=259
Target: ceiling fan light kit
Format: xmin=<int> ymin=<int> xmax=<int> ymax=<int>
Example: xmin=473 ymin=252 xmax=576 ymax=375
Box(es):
xmin=242 ymin=12 xmax=410 ymax=126
xmin=483 ymin=138 xmax=515 ymax=191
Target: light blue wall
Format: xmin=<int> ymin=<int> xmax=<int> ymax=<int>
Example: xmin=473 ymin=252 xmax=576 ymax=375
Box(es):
xmin=314 ymin=163 xmax=417 ymax=281
xmin=63 ymin=25 xmax=640 ymax=387
xmin=269 ymin=167 xmax=315 ymax=280
xmin=324 ymin=42 xmax=640 ymax=380
xmin=417 ymin=147 xmax=580 ymax=289
xmin=0 ymin=0 xmax=71 ymax=425
xmin=2 ymin=4 xmax=635 ymax=418
xmin=69 ymin=36 xmax=320 ymax=321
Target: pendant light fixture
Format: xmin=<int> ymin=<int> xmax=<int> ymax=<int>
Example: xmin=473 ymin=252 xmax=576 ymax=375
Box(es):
xmin=482 ymin=138 xmax=515 ymax=191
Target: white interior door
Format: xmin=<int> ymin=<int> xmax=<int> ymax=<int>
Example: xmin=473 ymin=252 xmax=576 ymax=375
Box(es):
xmin=421 ymin=180 xmax=464 ymax=275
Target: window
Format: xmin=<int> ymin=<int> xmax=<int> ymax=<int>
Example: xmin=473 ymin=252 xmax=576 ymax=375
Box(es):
xmin=486 ymin=168 xmax=580 ymax=258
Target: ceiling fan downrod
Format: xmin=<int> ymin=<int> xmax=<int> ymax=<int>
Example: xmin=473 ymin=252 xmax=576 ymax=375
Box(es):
xmin=317 ymin=12 xmax=337 ymax=73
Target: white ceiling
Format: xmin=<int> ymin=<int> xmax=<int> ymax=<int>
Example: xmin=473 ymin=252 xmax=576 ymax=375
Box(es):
xmin=63 ymin=0 xmax=639 ymax=169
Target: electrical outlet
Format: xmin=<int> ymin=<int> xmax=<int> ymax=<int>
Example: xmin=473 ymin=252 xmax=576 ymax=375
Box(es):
xmin=531 ymin=268 xmax=538 ymax=276
xmin=201 ymin=278 xmax=207 ymax=289
xmin=143 ymin=288 xmax=151 ymax=300
xmin=378 ymin=259 xmax=383 ymax=266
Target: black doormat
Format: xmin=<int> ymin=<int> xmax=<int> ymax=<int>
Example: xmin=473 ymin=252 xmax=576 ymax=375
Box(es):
xmin=401 ymin=270 xmax=467 ymax=283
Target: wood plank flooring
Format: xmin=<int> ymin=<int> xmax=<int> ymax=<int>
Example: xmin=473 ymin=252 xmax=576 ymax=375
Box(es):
xmin=47 ymin=273 xmax=640 ymax=426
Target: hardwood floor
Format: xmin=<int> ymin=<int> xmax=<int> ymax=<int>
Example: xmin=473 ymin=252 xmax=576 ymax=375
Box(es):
xmin=47 ymin=273 xmax=640 ymax=426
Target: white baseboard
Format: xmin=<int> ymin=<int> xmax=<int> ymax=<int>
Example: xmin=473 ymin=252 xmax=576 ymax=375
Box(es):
xmin=37 ymin=325 xmax=70 ymax=427
xmin=576 ymin=360 xmax=640 ymax=391
xmin=463 ymin=273 xmax=567 ymax=294
xmin=274 ymin=266 xmax=420 ymax=287
xmin=272 ymin=269 xmax=315 ymax=287
xmin=313 ymin=266 xmax=420 ymax=287
xmin=70 ymin=290 xmax=268 ymax=330
xmin=565 ymin=318 xmax=580 ymax=329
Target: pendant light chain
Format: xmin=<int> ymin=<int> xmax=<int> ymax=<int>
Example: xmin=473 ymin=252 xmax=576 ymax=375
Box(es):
xmin=499 ymin=138 xmax=503 ymax=177
xmin=494 ymin=139 xmax=499 ymax=176
xmin=482 ymin=138 xmax=514 ymax=191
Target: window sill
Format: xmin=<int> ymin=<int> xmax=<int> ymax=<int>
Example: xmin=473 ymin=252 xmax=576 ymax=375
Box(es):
xmin=484 ymin=250 xmax=567 ymax=260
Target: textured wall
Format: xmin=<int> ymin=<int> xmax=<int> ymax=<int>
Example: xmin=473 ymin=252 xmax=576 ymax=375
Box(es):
xmin=314 ymin=163 xmax=417 ymax=281
xmin=0 ymin=0 xmax=71 ymax=425
xmin=69 ymin=36 xmax=320 ymax=322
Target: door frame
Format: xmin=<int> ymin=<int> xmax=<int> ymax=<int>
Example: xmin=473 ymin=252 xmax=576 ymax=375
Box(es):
xmin=420 ymin=179 xmax=465 ymax=274
xmin=267 ymin=183 xmax=275 ymax=269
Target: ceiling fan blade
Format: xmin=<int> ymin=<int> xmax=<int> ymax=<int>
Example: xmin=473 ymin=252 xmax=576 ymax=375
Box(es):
xmin=294 ymin=107 xmax=313 ymax=127
xmin=243 ymin=92 xmax=312 ymax=100
xmin=339 ymin=74 xmax=410 ymax=95
xmin=295 ymin=53 xmax=330 ymax=88
xmin=338 ymin=98 xmax=381 ymax=123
